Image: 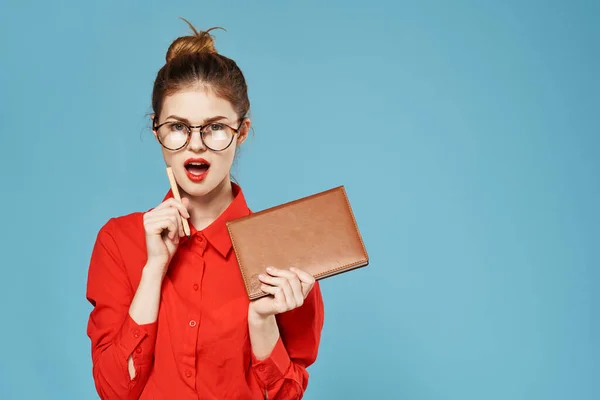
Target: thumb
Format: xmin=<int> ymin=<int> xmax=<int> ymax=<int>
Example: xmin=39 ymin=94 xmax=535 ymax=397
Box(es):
xmin=166 ymin=235 xmax=179 ymax=254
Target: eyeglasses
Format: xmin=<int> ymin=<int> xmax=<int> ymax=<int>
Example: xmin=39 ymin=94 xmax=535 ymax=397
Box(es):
xmin=153 ymin=119 xmax=243 ymax=151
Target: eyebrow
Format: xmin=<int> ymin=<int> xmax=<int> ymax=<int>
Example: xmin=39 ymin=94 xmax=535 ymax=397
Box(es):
xmin=163 ymin=115 xmax=230 ymax=125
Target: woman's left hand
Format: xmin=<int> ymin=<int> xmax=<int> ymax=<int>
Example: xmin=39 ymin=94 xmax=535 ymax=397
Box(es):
xmin=248 ymin=267 xmax=316 ymax=319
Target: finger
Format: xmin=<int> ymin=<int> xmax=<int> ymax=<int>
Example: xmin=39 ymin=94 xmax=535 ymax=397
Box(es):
xmin=159 ymin=198 xmax=188 ymax=214
xmin=279 ymin=278 xmax=296 ymax=309
xmin=163 ymin=208 xmax=185 ymax=238
xmin=167 ymin=214 xmax=180 ymax=240
xmin=290 ymin=267 xmax=316 ymax=296
xmin=153 ymin=198 xmax=191 ymax=218
xmin=269 ymin=266 xmax=314 ymax=298
xmin=265 ymin=267 xmax=297 ymax=280
xmin=264 ymin=267 xmax=304 ymax=305
xmin=146 ymin=211 xmax=184 ymax=239
xmin=289 ymin=267 xmax=315 ymax=285
xmin=180 ymin=198 xmax=191 ymax=233
xmin=284 ymin=272 xmax=304 ymax=306
xmin=259 ymin=273 xmax=295 ymax=309
xmin=147 ymin=206 xmax=189 ymax=220
xmin=144 ymin=216 xmax=177 ymax=234
xmin=165 ymin=236 xmax=179 ymax=254
xmin=146 ymin=212 xmax=179 ymax=238
xmin=146 ymin=219 xmax=178 ymax=239
xmin=170 ymin=209 xmax=184 ymax=238
xmin=261 ymin=285 xmax=288 ymax=313
xmin=275 ymin=284 xmax=290 ymax=312
xmin=178 ymin=217 xmax=185 ymax=237
xmin=260 ymin=284 xmax=280 ymax=296
xmin=174 ymin=213 xmax=184 ymax=238
xmin=257 ymin=273 xmax=286 ymax=287
xmin=152 ymin=198 xmax=178 ymax=211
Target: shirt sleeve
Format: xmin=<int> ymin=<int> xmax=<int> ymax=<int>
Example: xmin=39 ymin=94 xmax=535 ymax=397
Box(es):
xmin=86 ymin=219 xmax=158 ymax=400
xmin=251 ymin=281 xmax=325 ymax=399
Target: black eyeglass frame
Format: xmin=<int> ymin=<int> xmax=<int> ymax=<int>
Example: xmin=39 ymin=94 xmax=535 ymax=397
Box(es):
xmin=152 ymin=119 xmax=245 ymax=152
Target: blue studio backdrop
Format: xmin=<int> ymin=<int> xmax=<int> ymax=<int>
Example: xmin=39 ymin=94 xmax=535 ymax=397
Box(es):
xmin=0 ymin=1 xmax=598 ymax=399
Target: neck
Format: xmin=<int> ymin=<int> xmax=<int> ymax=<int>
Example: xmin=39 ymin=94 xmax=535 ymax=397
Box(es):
xmin=184 ymin=176 xmax=235 ymax=231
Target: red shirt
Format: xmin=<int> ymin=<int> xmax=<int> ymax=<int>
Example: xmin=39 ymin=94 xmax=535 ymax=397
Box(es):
xmin=86 ymin=183 xmax=325 ymax=399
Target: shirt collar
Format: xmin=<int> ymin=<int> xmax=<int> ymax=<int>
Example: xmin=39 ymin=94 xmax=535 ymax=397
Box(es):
xmin=161 ymin=182 xmax=251 ymax=257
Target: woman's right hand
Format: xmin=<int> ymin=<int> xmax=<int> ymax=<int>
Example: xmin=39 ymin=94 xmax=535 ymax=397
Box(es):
xmin=143 ymin=197 xmax=191 ymax=274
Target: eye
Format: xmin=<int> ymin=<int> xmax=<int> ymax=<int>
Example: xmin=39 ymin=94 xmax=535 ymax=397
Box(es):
xmin=169 ymin=122 xmax=187 ymax=131
xmin=208 ymin=123 xmax=225 ymax=131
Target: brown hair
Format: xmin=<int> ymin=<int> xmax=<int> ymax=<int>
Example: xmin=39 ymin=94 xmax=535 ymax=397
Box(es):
xmin=151 ymin=18 xmax=250 ymax=124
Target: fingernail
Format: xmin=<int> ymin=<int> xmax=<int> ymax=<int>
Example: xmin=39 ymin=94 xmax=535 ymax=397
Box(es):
xmin=258 ymin=274 xmax=266 ymax=279
xmin=266 ymin=267 xmax=273 ymax=272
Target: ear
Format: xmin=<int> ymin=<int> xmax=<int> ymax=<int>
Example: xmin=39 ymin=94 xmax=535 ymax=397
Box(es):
xmin=236 ymin=118 xmax=251 ymax=146
xmin=151 ymin=114 xmax=158 ymax=139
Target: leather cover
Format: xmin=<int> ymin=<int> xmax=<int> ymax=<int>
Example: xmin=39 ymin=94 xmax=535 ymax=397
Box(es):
xmin=226 ymin=186 xmax=369 ymax=300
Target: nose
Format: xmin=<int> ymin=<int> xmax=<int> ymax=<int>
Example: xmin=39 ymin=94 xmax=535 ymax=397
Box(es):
xmin=187 ymin=128 xmax=206 ymax=152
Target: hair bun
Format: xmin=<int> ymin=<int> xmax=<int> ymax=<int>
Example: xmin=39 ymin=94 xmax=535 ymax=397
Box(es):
xmin=165 ymin=18 xmax=224 ymax=63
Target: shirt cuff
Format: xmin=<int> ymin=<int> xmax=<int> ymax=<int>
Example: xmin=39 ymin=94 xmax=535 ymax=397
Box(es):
xmin=252 ymin=337 xmax=291 ymax=387
xmin=114 ymin=313 xmax=158 ymax=363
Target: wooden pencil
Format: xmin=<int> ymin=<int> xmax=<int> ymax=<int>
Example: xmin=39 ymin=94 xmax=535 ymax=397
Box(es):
xmin=166 ymin=166 xmax=191 ymax=238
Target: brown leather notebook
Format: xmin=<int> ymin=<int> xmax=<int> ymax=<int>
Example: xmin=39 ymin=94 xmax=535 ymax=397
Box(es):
xmin=226 ymin=186 xmax=369 ymax=300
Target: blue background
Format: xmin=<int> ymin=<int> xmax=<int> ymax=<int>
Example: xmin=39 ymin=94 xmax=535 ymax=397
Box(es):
xmin=1 ymin=0 xmax=598 ymax=399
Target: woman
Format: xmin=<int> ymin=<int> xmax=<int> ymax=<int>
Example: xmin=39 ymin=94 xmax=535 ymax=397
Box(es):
xmin=86 ymin=19 xmax=324 ymax=400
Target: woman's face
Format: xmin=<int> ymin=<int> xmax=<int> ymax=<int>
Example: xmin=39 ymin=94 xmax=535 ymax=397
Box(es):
xmin=153 ymin=88 xmax=249 ymax=198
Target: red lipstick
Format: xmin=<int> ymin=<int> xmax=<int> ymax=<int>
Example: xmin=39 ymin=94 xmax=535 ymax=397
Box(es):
xmin=184 ymin=158 xmax=210 ymax=183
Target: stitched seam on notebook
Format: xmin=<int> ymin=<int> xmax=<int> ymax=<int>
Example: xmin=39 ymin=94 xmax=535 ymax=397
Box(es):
xmin=226 ymin=186 xmax=367 ymax=298
xmin=313 ymin=259 xmax=368 ymax=279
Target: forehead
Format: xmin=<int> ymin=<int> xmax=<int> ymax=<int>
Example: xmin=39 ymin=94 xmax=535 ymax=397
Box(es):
xmin=160 ymin=88 xmax=237 ymax=122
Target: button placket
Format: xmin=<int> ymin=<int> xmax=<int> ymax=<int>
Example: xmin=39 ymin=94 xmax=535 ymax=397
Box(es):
xmin=192 ymin=234 xmax=207 ymax=256
xmin=173 ymin=243 xmax=203 ymax=391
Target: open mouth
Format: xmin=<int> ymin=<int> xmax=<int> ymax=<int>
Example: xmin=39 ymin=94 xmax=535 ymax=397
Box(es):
xmin=185 ymin=162 xmax=209 ymax=175
xmin=184 ymin=158 xmax=210 ymax=180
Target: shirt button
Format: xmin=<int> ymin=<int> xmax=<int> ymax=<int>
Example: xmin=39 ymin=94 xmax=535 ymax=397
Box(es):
xmin=193 ymin=284 xmax=199 ymax=291
xmin=189 ymin=320 xmax=197 ymax=327
xmin=133 ymin=328 xmax=140 ymax=338
xmin=135 ymin=347 xmax=142 ymax=354
xmin=185 ymin=370 xmax=192 ymax=378
xmin=196 ymin=235 xmax=204 ymax=243
xmin=258 ymin=365 xmax=266 ymax=372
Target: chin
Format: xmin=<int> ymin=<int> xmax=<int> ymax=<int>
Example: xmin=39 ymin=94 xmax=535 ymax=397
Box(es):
xmin=179 ymin=174 xmax=230 ymax=198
